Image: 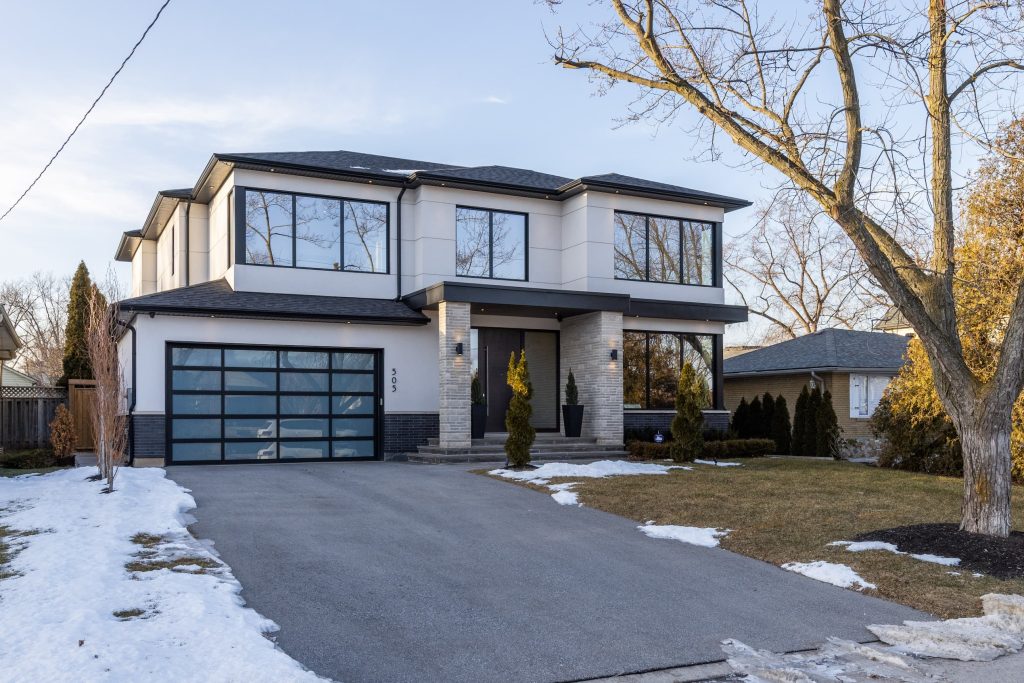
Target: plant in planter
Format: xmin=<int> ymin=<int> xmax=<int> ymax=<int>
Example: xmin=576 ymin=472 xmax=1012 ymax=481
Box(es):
xmin=562 ymin=368 xmax=585 ymax=438
xmin=470 ymin=372 xmax=487 ymax=439
xmin=505 ymin=351 xmax=535 ymax=468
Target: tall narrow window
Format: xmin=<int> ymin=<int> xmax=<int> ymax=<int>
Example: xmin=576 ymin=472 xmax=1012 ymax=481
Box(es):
xmin=171 ymin=223 xmax=175 ymax=275
xmin=245 ymin=191 xmax=294 ymax=266
xmin=295 ymin=195 xmax=341 ymax=269
xmin=456 ymin=207 xmax=526 ymax=280
xmin=614 ymin=212 xmax=714 ymax=286
xmin=227 ymin=190 xmax=233 ymax=270
xmin=344 ymin=200 xmax=388 ymax=272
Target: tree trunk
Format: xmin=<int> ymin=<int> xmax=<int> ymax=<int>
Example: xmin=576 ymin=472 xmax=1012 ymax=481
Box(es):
xmin=957 ymin=404 xmax=1013 ymax=537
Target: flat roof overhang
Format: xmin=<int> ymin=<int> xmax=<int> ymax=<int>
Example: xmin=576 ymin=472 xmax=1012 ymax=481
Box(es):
xmin=403 ymin=281 xmax=748 ymax=323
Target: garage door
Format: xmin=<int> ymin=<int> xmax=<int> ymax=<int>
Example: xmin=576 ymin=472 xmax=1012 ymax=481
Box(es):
xmin=167 ymin=343 xmax=380 ymax=464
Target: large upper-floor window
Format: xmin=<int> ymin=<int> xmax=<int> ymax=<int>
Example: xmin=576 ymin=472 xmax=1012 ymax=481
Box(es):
xmin=241 ymin=188 xmax=388 ymax=273
xmin=456 ymin=206 xmax=527 ymax=281
xmin=623 ymin=331 xmax=715 ymax=410
xmin=614 ymin=212 xmax=714 ymax=286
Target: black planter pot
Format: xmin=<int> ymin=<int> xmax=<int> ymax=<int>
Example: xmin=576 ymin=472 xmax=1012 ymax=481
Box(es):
xmin=471 ymin=404 xmax=487 ymax=439
xmin=562 ymin=404 xmax=584 ymax=438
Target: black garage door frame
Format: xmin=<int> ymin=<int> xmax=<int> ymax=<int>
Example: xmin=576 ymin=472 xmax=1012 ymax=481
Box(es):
xmin=165 ymin=341 xmax=383 ymax=465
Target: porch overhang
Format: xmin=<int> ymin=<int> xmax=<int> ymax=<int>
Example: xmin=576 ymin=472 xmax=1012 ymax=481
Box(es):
xmin=402 ymin=281 xmax=748 ymax=323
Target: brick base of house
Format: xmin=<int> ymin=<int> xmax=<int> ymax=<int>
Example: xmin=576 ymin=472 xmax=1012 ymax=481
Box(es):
xmin=383 ymin=413 xmax=439 ymax=455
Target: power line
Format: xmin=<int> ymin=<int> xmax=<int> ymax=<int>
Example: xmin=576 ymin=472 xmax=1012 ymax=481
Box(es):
xmin=0 ymin=0 xmax=173 ymax=224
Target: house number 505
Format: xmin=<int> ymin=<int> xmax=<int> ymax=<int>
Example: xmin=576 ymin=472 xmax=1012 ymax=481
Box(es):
xmin=391 ymin=368 xmax=397 ymax=392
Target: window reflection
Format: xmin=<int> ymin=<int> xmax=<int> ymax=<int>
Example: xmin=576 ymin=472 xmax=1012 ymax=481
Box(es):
xmin=623 ymin=332 xmax=715 ymax=409
xmin=456 ymin=207 xmax=526 ymax=280
xmin=614 ymin=212 xmax=713 ymax=286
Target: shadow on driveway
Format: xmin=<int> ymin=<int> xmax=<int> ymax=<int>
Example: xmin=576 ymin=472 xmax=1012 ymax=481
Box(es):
xmin=168 ymin=462 xmax=925 ymax=683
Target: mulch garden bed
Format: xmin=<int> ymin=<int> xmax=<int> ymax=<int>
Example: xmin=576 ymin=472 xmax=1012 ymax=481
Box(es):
xmin=855 ymin=523 xmax=1024 ymax=580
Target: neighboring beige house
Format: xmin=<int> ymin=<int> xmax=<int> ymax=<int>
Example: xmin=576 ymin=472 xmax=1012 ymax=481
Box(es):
xmin=875 ymin=305 xmax=915 ymax=337
xmin=723 ymin=329 xmax=910 ymax=439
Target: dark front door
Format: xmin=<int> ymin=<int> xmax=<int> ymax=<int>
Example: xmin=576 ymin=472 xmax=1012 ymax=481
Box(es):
xmin=477 ymin=328 xmax=522 ymax=432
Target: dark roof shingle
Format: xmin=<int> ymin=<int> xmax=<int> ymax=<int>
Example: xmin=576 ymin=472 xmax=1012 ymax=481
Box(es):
xmin=117 ymin=280 xmax=428 ymax=325
xmin=723 ymin=328 xmax=910 ymax=375
xmin=212 ymin=149 xmax=749 ymax=209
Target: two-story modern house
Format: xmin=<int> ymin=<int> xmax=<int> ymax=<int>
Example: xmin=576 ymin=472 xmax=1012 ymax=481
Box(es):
xmin=113 ymin=151 xmax=748 ymax=466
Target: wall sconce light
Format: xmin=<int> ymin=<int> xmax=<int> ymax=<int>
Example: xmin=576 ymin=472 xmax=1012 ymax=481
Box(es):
xmin=610 ymin=349 xmax=618 ymax=361
xmin=455 ymin=342 xmax=464 ymax=356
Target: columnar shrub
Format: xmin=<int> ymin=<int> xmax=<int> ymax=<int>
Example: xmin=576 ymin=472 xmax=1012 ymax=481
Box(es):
xmin=771 ymin=394 xmax=792 ymax=455
xmin=815 ymin=390 xmax=841 ymax=459
xmin=748 ymin=395 xmax=764 ymax=439
xmin=471 ymin=372 xmax=485 ymax=406
xmin=504 ymin=351 xmax=535 ymax=467
xmin=670 ymin=361 xmax=708 ymax=463
xmin=760 ymin=392 xmax=776 ymax=439
xmin=564 ymin=368 xmax=579 ymax=405
xmin=732 ymin=397 xmax=750 ymax=437
xmin=792 ymin=385 xmax=810 ymax=456
xmin=802 ymin=386 xmax=823 ymax=456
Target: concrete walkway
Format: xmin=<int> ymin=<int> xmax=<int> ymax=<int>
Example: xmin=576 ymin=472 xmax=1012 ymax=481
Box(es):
xmin=168 ymin=461 xmax=925 ymax=683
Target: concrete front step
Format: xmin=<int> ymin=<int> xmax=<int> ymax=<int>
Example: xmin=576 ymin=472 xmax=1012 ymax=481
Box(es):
xmin=407 ymin=450 xmax=631 ymax=464
xmin=416 ymin=442 xmax=624 ymax=456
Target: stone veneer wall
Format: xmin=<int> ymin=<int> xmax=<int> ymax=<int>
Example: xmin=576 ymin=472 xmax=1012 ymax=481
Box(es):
xmin=559 ymin=311 xmax=623 ymax=444
xmin=383 ymin=413 xmax=439 ymax=454
xmin=437 ymin=301 xmax=472 ymax=448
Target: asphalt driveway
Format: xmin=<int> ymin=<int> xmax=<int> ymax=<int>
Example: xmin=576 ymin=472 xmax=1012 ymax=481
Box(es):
xmin=168 ymin=462 xmax=925 ymax=682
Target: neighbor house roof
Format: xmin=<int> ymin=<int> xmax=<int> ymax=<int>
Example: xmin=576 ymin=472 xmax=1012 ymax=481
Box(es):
xmin=117 ymin=279 xmax=429 ymax=325
xmin=0 ymin=305 xmax=22 ymax=362
xmin=723 ymin=328 xmax=909 ymax=377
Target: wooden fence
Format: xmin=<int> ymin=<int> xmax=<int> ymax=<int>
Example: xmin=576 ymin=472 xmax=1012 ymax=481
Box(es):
xmin=68 ymin=380 xmax=97 ymax=451
xmin=0 ymin=386 xmax=68 ymax=451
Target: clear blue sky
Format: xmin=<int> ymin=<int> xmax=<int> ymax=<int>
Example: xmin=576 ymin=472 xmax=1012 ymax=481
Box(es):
xmin=0 ymin=1 xmax=766 ymax=285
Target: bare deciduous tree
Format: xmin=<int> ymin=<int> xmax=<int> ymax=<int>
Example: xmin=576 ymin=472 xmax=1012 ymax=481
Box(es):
xmin=86 ymin=293 xmax=125 ymax=492
xmin=551 ymin=0 xmax=1024 ymax=535
xmin=0 ymin=272 xmax=69 ymax=384
xmin=726 ymin=190 xmax=885 ymax=340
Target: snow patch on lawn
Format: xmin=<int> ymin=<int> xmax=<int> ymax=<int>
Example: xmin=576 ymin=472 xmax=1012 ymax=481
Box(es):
xmin=782 ymin=560 xmax=877 ymax=590
xmin=489 ymin=459 xmax=687 ymax=486
xmin=830 ymin=540 xmax=962 ymax=566
xmin=546 ymin=483 xmax=579 ymax=506
xmin=638 ymin=523 xmax=729 ymax=548
xmin=0 ymin=468 xmax=324 ymax=682
xmin=693 ymin=459 xmax=742 ymax=467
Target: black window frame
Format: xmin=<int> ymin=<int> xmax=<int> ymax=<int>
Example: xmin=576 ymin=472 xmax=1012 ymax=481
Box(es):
xmin=622 ymin=331 xmax=722 ymax=410
xmin=613 ymin=211 xmax=718 ymax=287
xmin=455 ymin=205 xmax=529 ymax=282
xmin=235 ymin=186 xmax=391 ymax=275
xmin=165 ymin=341 xmax=383 ymax=465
